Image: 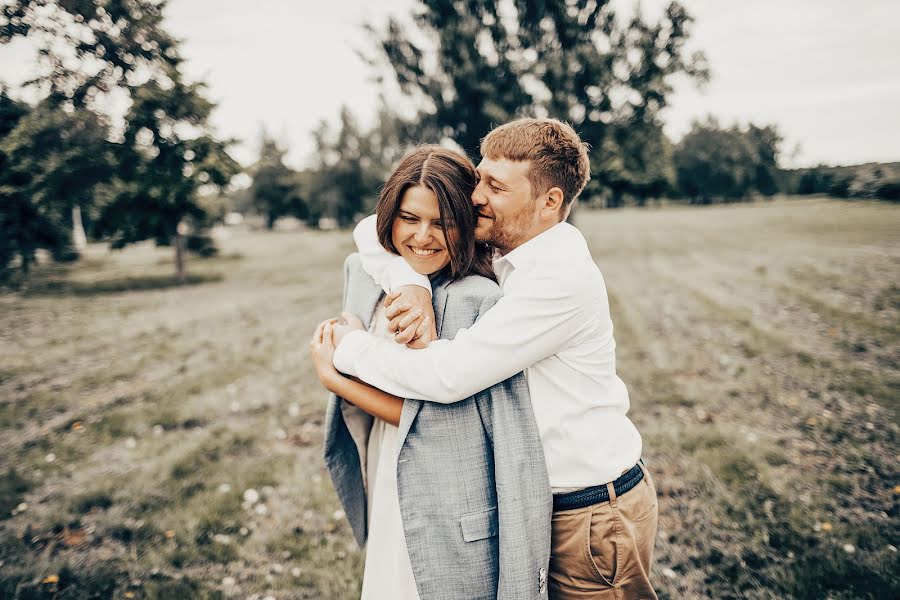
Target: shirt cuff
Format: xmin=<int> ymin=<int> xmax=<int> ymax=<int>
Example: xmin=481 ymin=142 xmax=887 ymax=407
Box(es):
xmin=383 ymin=259 xmax=432 ymax=296
xmin=333 ymin=330 xmax=373 ymax=376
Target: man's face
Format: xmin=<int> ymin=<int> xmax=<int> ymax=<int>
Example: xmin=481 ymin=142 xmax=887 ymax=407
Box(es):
xmin=472 ymin=158 xmax=540 ymax=253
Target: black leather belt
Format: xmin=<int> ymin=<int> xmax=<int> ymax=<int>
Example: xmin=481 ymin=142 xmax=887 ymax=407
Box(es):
xmin=553 ymin=462 xmax=645 ymax=512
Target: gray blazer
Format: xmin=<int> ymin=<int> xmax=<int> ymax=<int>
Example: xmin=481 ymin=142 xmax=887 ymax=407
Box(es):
xmin=324 ymin=254 xmax=552 ymax=600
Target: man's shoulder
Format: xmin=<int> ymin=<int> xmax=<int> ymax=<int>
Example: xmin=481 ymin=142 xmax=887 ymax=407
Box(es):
xmin=507 ymin=250 xmax=603 ymax=306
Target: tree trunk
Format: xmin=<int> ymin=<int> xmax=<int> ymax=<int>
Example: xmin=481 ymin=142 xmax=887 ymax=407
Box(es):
xmin=72 ymin=205 xmax=87 ymax=250
xmin=174 ymin=232 xmax=187 ymax=285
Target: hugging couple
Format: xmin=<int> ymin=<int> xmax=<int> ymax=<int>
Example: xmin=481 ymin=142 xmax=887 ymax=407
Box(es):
xmin=308 ymin=118 xmax=658 ymax=600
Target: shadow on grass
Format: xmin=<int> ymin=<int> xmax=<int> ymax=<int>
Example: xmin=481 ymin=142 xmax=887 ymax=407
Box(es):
xmin=21 ymin=272 xmax=224 ymax=297
xmin=0 ymin=468 xmax=32 ymax=521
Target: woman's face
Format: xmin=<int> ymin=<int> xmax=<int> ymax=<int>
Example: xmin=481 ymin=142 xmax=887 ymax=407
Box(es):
xmin=391 ymin=185 xmax=452 ymax=276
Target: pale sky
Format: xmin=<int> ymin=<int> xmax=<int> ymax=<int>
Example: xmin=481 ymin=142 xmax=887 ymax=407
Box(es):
xmin=1 ymin=0 xmax=898 ymax=169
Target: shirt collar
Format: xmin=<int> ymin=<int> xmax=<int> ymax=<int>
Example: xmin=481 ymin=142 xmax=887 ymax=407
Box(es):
xmin=493 ymin=221 xmax=575 ymax=274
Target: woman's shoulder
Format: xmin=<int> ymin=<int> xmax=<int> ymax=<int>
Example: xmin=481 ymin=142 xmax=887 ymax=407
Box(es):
xmin=343 ymin=252 xmax=363 ymax=273
xmin=343 ymin=253 xmax=375 ymax=284
xmin=443 ymin=274 xmax=502 ymax=305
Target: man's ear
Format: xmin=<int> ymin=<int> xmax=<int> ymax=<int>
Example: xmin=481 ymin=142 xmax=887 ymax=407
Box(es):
xmin=540 ymin=187 xmax=565 ymax=220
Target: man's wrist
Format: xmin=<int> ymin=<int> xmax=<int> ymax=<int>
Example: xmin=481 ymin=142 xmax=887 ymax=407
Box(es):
xmin=384 ymin=260 xmax=432 ymax=295
xmin=332 ymin=329 xmax=370 ymax=376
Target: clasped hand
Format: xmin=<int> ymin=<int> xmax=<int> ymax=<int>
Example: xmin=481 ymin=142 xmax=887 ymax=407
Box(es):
xmin=308 ymin=286 xmax=437 ymax=386
xmin=384 ymin=285 xmax=437 ymax=349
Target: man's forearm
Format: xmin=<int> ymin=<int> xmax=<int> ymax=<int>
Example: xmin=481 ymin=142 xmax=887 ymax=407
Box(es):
xmin=333 ymin=286 xmax=583 ymax=402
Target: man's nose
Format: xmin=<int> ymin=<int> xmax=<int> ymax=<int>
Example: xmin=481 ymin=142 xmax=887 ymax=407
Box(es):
xmin=471 ymin=183 xmax=487 ymax=207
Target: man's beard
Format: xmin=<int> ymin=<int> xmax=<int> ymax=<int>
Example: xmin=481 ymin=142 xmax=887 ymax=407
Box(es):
xmin=476 ymin=201 xmax=537 ymax=254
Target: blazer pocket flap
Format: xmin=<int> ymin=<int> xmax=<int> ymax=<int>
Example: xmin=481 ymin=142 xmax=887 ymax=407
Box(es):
xmin=460 ymin=507 xmax=499 ymax=542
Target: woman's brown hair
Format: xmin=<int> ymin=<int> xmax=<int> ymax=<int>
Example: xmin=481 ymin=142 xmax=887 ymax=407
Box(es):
xmin=376 ymin=146 xmax=495 ymax=282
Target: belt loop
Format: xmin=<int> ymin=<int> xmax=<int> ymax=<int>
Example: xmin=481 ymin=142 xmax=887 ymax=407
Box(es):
xmin=605 ymin=481 xmax=618 ymax=507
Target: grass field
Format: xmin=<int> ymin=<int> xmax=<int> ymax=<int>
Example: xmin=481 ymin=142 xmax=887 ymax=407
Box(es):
xmin=1 ymin=196 xmax=898 ymax=599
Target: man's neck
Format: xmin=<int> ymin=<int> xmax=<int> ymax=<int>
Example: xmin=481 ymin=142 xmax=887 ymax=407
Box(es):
xmin=494 ymin=220 xmax=561 ymax=256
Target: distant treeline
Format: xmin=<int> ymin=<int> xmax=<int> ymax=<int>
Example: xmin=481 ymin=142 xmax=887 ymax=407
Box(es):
xmin=2 ymin=0 xmax=897 ymax=283
xmin=783 ymin=162 xmax=900 ymax=201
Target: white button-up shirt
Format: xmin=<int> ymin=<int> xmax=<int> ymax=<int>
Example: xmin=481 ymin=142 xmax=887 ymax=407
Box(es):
xmin=335 ymin=216 xmax=642 ymax=489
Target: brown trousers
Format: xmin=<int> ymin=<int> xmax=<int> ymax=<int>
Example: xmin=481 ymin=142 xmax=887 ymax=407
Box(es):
xmin=548 ymin=465 xmax=659 ymax=599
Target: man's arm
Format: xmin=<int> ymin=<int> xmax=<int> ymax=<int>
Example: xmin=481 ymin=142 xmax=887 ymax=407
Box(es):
xmin=333 ymin=272 xmax=590 ymax=403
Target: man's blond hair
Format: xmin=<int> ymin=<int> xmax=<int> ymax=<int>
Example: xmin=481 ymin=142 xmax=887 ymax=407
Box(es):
xmin=480 ymin=118 xmax=591 ymax=214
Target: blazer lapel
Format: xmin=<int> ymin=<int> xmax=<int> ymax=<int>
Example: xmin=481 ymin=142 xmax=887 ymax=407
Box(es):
xmin=432 ymin=282 xmax=450 ymax=337
xmin=396 ymin=282 xmax=450 ymax=448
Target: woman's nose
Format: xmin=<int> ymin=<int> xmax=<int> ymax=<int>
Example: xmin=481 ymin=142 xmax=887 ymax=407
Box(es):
xmin=414 ymin=224 xmax=432 ymax=244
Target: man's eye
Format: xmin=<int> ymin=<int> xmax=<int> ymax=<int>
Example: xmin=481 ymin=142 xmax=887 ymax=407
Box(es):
xmin=490 ymin=183 xmax=501 ymax=192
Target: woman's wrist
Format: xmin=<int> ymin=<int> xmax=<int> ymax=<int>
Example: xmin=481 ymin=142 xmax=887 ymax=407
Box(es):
xmin=318 ymin=370 xmax=344 ymax=393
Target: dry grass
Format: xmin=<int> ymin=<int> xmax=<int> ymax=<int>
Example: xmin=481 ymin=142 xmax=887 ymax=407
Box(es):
xmin=1 ymin=197 xmax=898 ymax=599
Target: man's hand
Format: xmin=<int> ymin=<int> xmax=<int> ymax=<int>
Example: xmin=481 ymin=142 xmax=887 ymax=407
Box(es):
xmin=332 ymin=312 xmax=364 ymax=348
xmin=385 ymin=285 xmax=437 ymax=348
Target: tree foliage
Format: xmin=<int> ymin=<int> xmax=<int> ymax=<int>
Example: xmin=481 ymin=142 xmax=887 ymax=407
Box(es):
xmin=303 ymin=103 xmax=417 ymax=228
xmin=787 ymin=162 xmax=900 ymax=201
xmin=1 ymin=0 xmax=238 ymax=280
xmin=0 ymin=90 xmax=115 ymax=276
xmin=673 ymin=118 xmax=782 ymax=203
xmin=248 ymin=131 xmax=306 ymax=229
xmin=369 ymin=0 xmax=707 ymax=204
xmin=94 ymin=70 xmax=239 ymax=279
xmin=1 ymin=0 xmax=178 ymax=110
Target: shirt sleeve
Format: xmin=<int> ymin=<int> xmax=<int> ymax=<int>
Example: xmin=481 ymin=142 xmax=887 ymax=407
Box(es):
xmin=353 ymin=214 xmax=432 ymax=295
xmin=333 ymin=271 xmax=585 ymax=403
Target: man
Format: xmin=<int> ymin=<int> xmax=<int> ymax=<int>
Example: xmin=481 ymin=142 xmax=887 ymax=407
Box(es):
xmin=332 ymin=118 xmax=659 ymax=599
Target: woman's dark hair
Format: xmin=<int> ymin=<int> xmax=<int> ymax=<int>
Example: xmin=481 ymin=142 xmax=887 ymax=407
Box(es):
xmin=376 ymin=145 xmax=495 ymax=282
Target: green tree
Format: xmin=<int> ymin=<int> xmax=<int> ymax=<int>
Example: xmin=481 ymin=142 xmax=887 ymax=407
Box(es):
xmin=304 ymin=104 xmax=413 ymax=228
xmin=94 ymin=71 xmax=239 ymax=282
xmin=369 ymin=0 xmax=707 ymax=205
xmin=249 ymin=131 xmax=305 ymax=229
xmin=673 ymin=118 xmax=782 ymax=203
xmin=1 ymin=0 xmax=168 ymax=275
xmin=0 ymin=94 xmax=115 ymax=277
xmin=2 ymin=1 xmax=239 ymax=281
xmin=0 ymin=90 xmax=37 ymax=277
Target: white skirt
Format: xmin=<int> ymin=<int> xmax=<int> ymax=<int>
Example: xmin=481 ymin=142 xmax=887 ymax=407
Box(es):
xmin=360 ymin=417 xmax=421 ymax=600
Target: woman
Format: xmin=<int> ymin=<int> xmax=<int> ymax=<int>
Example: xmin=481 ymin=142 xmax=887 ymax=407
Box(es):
xmin=309 ymin=146 xmax=552 ymax=600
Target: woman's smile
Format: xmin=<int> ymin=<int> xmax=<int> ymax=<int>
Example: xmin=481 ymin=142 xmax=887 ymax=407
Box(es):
xmin=407 ymin=245 xmax=442 ymax=257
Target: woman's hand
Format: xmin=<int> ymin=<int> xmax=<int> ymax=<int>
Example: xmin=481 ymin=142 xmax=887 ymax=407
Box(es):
xmin=331 ymin=312 xmax=365 ymax=348
xmin=309 ymin=319 xmax=342 ymax=391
